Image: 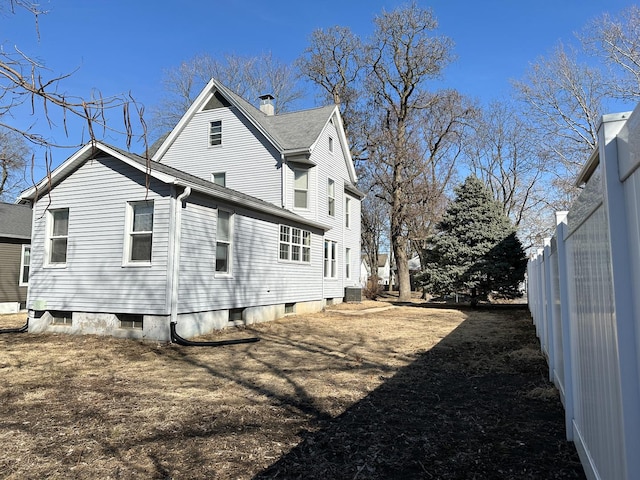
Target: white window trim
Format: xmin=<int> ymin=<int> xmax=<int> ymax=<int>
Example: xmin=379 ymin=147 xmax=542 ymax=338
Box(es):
xmin=19 ymin=244 xmax=31 ymax=286
xmin=123 ymin=201 xmax=154 ymax=267
xmin=279 ymin=225 xmax=311 ymax=264
xmin=215 ymin=209 xmax=233 ymax=277
xmin=45 ymin=208 xmax=69 ymax=268
xmin=209 ymin=120 xmax=222 ymax=147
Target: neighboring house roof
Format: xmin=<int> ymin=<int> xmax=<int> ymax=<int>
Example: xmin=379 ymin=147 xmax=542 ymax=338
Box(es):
xmin=151 ymin=78 xmax=358 ymax=184
xmin=18 ymin=142 xmax=330 ymax=232
xmin=378 ymin=254 xmax=389 ymax=268
xmin=0 ymin=202 xmax=32 ymax=240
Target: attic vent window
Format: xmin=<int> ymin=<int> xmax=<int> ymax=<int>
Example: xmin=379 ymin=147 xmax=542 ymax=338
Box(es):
xmin=329 ymin=136 xmax=334 ymax=153
xmin=209 ymin=120 xmax=222 ymax=146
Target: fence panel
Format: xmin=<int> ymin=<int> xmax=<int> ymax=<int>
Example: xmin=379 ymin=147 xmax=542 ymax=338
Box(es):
xmin=528 ymin=110 xmax=640 ymax=480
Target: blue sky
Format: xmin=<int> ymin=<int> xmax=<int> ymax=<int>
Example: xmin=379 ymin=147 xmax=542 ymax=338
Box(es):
xmin=3 ymin=0 xmax=639 ymax=173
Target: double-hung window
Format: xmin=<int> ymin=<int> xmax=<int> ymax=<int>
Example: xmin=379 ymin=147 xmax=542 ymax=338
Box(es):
xmin=327 ymin=179 xmax=335 ymax=217
xmin=294 ymin=168 xmax=308 ymax=209
xmin=48 ymin=208 xmax=69 ymax=265
xmin=19 ymin=245 xmax=31 ymax=285
xmin=209 ymin=120 xmax=222 ymax=146
xmin=345 ymin=197 xmax=351 ymax=228
xmin=324 ymin=240 xmax=337 ymax=278
xmin=345 ymin=248 xmax=351 ymax=279
xmin=279 ymin=225 xmax=311 ymax=263
xmin=128 ymin=201 xmax=154 ymax=263
xmin=216 ymin=210 xmax=232 ymax=274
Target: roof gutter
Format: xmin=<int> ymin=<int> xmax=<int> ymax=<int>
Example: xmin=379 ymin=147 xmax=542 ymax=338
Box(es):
xmin=173 ymin=180 xmax=330 ymax=232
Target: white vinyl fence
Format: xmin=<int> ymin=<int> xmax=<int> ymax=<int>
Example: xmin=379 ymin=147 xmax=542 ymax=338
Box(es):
xmin=528 ymin=108 xmax=640 ymax=480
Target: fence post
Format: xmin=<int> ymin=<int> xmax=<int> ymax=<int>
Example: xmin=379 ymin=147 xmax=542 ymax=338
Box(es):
xmin=543 ymin=238 xmax=554 ymax=381
xmin=554 ymin=211 xmax=573 ymax=441
xmin=600 ymin=115 xmax=640 ymax=479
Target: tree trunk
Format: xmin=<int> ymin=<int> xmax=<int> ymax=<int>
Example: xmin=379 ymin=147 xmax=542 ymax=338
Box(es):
xmin=391 ymin=188 xmax=411 ymax=302
xmin=394 ymin=239 xmax=411 ymax=302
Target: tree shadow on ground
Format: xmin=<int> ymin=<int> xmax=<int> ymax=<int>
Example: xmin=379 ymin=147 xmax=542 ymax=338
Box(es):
xmin=253 ymin=306 xmax=585 ymax=480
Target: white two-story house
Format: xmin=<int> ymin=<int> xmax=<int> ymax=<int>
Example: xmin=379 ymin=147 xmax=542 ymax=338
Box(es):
xmin=18 ymin=78 xmax=363 ymax=341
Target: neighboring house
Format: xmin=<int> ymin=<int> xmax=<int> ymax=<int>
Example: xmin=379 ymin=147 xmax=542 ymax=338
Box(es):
xmin=18 ymin=79 xmax=363 ymax=340
xmin=377 ymin=253 xmax=391 ymax=286
xmin=0 ymin=202 xmax=31 ymax=313
xmin=360 ymin=258 xmax=371 ymax=287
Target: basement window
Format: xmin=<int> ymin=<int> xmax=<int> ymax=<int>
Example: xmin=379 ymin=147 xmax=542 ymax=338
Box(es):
xmin=118 ymin=314 xmax=143 ymax=329
xmin=50 ymin=311 xmax=72 ymax=325
xmin=229 ymin=308 xmax=244 ymax=322
xmin=285 ymin=303 xmax=295 ymax=314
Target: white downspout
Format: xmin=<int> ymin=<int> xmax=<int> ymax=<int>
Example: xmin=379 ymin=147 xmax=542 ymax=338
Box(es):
xmin=170 ymin=186 xmax=192 ymax=327
xmin=281 ymin=153 xmax=286 ymax=208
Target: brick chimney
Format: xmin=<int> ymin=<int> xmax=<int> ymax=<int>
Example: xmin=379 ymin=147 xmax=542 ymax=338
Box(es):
xmin=259 ymin=94 xmax=275 ymax=116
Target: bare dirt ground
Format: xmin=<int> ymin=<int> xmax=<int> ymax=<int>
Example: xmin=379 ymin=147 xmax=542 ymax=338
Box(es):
xmin=0 ymin=298 xmax=585 ymax=479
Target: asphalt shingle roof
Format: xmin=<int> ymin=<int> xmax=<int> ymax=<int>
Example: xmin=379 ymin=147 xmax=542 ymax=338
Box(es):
xmin=213 ymin=80 xmax=336 ymax=152
xmin=0 ymin=202 xmax=32 ymax=239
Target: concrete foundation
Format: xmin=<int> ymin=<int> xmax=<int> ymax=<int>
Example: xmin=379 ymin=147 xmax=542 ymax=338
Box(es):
xmin=27 ymin=298 xmax=333 ymax=341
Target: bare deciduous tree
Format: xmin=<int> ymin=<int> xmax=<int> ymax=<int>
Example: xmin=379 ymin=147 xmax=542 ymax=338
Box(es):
xmin=1 ymin=0 xmax=147 ymax=195
xmin=512 ymin=43 xmax=607 ymax=204
xmin=582 ymin=5 xmax=640 ymax=101
xmin=152 ymin=52 xmax=304 ymax=136
xmin=407 ymin=89 xmax=476 ymax=270
xmin=365 ymin=3 xmax=455 ymax=302
xmin=297 ymin=26 xmax=367 ymax=162
xmin=0 ymin=128 xmax=29 ymax=199
xmin=465 ymin=101 xmax=549 ymax=236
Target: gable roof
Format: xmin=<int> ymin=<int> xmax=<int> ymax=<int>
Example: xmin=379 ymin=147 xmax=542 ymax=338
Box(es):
xmin=151 ymin=78 xmax=357 ymax=183
xmin=0 ymin=202 xmax=32 ymax=240
xmin=18 ymin=142 xmax=330 ymax=232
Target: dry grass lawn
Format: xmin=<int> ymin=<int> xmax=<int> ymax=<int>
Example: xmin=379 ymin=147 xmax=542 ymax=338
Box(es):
xmin=0 ymin=299 xmax=584 ymax=479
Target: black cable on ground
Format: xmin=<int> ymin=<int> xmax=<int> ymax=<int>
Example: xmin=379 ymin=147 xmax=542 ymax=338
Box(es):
xmin=170 ymin=321 xmax=259 ymax=347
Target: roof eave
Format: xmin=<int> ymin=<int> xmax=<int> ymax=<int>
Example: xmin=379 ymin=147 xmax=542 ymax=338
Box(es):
xmin=174 ymin=180 xmax=330 ymax=231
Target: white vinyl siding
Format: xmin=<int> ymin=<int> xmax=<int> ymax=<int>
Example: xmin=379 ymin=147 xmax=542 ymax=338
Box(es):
xmin=161 ymin=107 xmax=282 ymax=205
xmin=305 ymin=118 xmax=361 ymax=295
xmin=177 ymin=195 xmax=323 ymax=312
xmin=28 ymin=156 xmax=171 ymax=315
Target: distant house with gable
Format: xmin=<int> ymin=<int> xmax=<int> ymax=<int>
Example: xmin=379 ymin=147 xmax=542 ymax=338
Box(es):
xmin=18 ymin=78 xmax=363 ymax=340
xmin=0 ymin=202 xmax=31 ymax=313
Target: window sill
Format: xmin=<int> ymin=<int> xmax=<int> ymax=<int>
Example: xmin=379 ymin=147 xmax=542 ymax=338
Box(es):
xmin=122 ymin=262 xmax=152 ymax=268
xmin=44 ymin=264 xmax=67 ymax=269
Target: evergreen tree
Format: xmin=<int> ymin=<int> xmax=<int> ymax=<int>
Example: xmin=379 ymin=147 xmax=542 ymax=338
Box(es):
xmin=419 ymin=176 xmax=527 ymax=304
